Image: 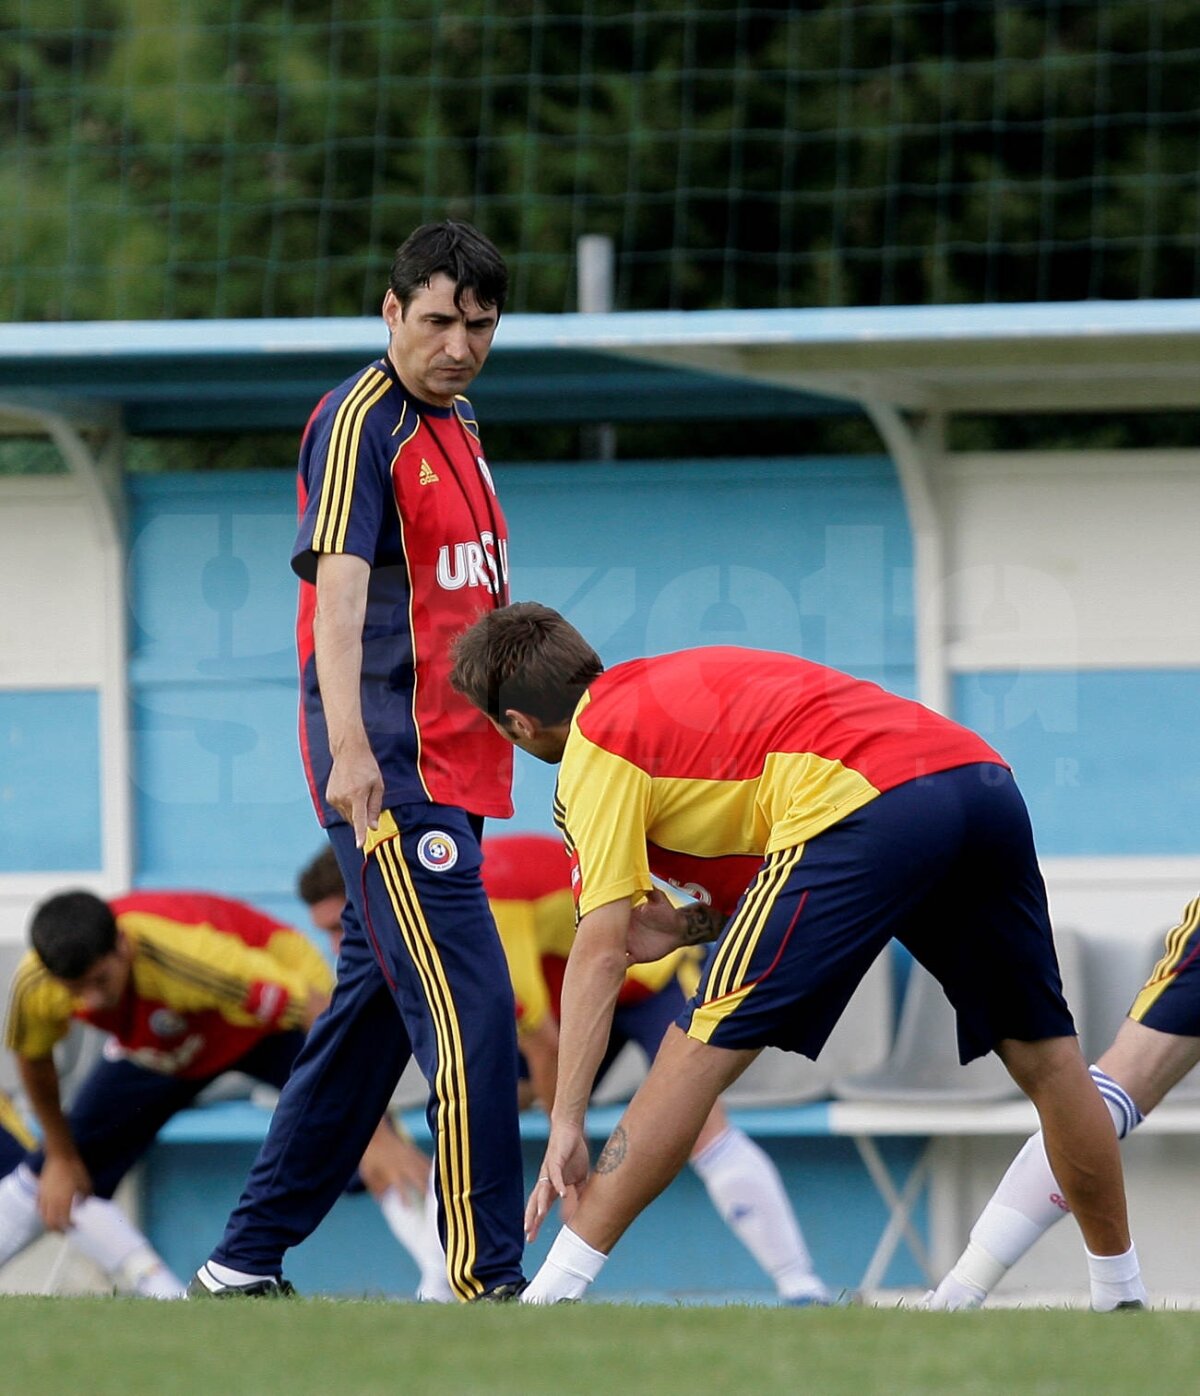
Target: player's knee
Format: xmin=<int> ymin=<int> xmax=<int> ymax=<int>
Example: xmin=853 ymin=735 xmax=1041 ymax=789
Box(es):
xmin=997 ymin=1034 xmax=1083 ymax=1099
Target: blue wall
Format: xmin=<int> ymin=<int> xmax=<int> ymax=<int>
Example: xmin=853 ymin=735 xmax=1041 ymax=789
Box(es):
xmin=956 ymin=669 xmax=1200 ymax=855
xmin=0 ymin=690 xmax=101 ymax=871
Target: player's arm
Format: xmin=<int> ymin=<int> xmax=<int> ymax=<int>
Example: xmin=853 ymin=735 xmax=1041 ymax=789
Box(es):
xmin=16 ymin=1052 xmax=91 ymax=1231
xmin=314 ymin=551 xmax=380 ymax=848
xmin=161 ymin=924 xmax=332 ymax=1033
xmin=627 ymin=890 xmax=728 ymax=964
xmin=527 ymin=898 xmax=631 ymax=1239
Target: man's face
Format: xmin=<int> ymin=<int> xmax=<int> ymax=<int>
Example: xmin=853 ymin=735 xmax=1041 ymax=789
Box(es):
xmin=308 ymin=894 xmax=346 ymax=957
xmin=62 ymin=940 xmax=133 ymax=1013
xmin=383 ymin=273 xmax=499 ymax=407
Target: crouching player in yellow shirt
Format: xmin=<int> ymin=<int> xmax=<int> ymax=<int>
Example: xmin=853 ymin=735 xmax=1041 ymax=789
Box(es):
xmin=483 ymin=833 xmax=833 ymax=1306
xmin=0 ymin=888 xmax=445 ymax=1298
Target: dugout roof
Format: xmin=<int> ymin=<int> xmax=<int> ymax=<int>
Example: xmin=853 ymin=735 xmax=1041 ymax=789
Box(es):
xmin=2 ymin=299 xmax=1200 ymax=436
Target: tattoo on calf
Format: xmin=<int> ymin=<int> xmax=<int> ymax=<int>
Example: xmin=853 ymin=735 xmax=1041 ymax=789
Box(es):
xmin=679 ymin=903 xmax=727 ymax=946
xmin=595 ymin=1125 xmax=628 ymax=1174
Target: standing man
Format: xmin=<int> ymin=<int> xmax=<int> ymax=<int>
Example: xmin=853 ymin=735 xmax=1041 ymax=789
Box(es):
xmin=448 ymin=602 xmax=1148 ymax=1312
xmin=193 ymin=222 xmax=526 ymax=1301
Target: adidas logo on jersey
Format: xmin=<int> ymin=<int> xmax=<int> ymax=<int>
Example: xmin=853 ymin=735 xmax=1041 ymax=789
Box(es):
xmin=418 ymin=458 xmax=439 ymax=485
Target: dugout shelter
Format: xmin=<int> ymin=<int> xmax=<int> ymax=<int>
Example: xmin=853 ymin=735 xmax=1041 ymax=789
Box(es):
xmin=3 ymin=301 xmax=1200 ymax=1301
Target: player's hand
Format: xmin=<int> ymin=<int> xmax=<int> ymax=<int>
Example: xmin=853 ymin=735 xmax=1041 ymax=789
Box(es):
xmin=359 ymin=1119 xmax=432 ymax=1204
xmin=38 ymin=1154 xmax=92 ymax=1232
xmin=325 ymin=746 xmax=384 ymax=848
xmin=626 ymin=890 xmax=686 ymax=964
xmin=525 ymin=1122 xmax=589 ymax=1242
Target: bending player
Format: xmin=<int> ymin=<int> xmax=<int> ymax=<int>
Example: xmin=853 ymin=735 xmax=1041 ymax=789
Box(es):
xmin=448 ymin=602 xmax=1147 ymax=1312
xmin=0 ymin=887 xmax=445 ymax=1298
xmin=928 ymin=894 xmax=1200 ymax=1309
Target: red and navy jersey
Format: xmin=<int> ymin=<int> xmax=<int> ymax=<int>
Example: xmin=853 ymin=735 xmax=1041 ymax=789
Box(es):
xmin=292 ymin=357 xmax=514 ymax=824
xmin=554 ymin=647 xmax=1006 ymax=919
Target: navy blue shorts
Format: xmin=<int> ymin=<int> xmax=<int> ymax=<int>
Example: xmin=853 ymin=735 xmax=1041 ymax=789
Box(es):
xmin=681 ymin=764 xmax=1075 ymax=1065
xmin=1128 ymin=895 xmax=1200 ymax=1035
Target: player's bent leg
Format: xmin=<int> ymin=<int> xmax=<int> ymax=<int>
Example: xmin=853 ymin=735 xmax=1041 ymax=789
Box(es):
xmin=927 ymin=1062 xmax=1142 ymax=1310
xmin=523 ymin=1029 xmax=755 ymax=1304
xmin=998 ymin=1034 xmax=1147 ymax=1311
xmin=1096 ymin=1018 xmax=1200 ymax=1116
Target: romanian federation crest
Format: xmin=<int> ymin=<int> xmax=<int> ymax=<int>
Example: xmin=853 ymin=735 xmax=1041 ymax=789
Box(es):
xmin=417 ymin=830 xmax=459 ymax=872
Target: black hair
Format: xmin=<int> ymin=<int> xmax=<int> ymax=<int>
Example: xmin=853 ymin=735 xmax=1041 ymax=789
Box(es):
xmin=389 ymin=220 xmax=508 ymax=316
xmin=29 ymin=890 xmax=118 ymax=980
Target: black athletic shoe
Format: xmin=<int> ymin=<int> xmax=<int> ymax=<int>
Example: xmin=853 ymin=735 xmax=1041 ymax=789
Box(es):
xmin=473 ymin=1280 xmax=528 ymax=1302
xmin=188 ymin=1263 xmax=297 ymax=1299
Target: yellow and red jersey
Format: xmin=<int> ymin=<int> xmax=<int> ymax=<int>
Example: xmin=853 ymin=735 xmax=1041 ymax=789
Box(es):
xmin=481 ymin=833 xmax=689 ymax=1033
xmin=555 ymin=648 xmax=1005 ymax=919
xmin=4 ymin=891 xmax=333 ymax=1078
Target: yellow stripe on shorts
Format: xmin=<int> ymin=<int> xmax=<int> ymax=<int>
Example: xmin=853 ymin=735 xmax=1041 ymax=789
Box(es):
xmin=1129 ymin=894 xmax=1200 ymax=1022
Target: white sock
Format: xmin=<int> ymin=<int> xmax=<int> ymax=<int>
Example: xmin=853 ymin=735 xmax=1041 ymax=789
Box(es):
xmin=691 ymin=1126 xmax=828 ymax=1301
xmin=521 ymin=1226 xmax=607 ymax=1304
xmin=377 ymin=1182 xmax=451 ymax=1302
xmin=0 ymin=1165 xmax=45 ymax=1268
xmin=69 ymin=1196 xmax=186 ymax=1299
xmin=1088 ymin=1242 xmax=1148 ymax=1312
xmin=418 ymin=1171 xmax=452 ymax=1302
xmin=929 ymin=1065 xmax=1142 ymax=1308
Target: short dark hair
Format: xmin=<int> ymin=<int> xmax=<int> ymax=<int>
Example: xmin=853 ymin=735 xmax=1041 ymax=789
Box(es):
xmin=297 ymin=847 xmax=345 ymax=906
xmin=389 ymin=220 xmax=508 ymax=316
xmin=449 ymin=601 xmax=604 ymax=726
xmin=29 ymin=891 xmax=117 ymax=980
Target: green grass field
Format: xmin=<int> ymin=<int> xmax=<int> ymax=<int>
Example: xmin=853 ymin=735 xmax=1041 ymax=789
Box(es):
xmin=2 ymin=1297 xmax=1190 ymax=1396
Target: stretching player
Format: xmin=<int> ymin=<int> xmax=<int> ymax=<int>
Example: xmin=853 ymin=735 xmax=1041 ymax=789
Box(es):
xmin=448 ymin=602 xmax=1147 ymax=1312
xmin=927 ymin=894 xmax=1200 ymax=1308
xmin=0 ymin=888 xmax=444 ymax=1297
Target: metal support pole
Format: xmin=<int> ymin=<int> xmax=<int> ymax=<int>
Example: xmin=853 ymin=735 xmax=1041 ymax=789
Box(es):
xmin=862 ymin=401 xmax=950 ymax=717
xmin=577 ymin=235 xmax=617 ymax=462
